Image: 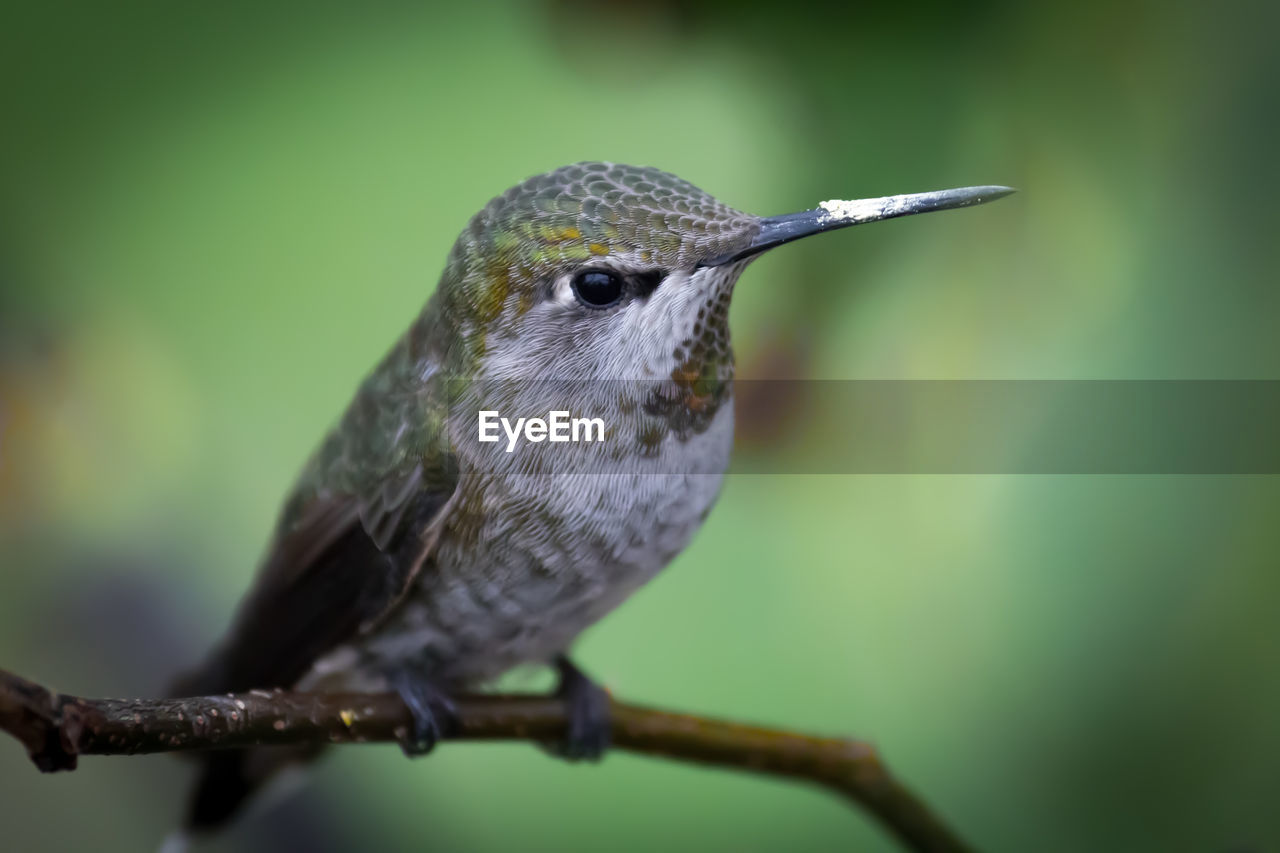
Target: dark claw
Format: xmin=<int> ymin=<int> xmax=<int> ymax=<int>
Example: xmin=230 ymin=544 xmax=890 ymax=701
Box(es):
xmin=552 ymin=656 xmax=611 ymax=762
xmin=388 ymin=671 xmax=457 ymax=758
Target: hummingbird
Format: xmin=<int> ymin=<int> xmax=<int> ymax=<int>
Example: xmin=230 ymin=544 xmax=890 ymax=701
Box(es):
xmin=172 ymin=161 xmax=1011 ymax=832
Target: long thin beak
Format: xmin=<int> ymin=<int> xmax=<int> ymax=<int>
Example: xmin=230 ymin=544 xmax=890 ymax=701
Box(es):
xmin=703 ymin=185 xmax=1015 ymax=267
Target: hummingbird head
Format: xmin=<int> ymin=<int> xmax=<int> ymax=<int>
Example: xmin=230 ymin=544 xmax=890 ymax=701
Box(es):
xmin=431 ymin=161 xmax=1011 ymax=390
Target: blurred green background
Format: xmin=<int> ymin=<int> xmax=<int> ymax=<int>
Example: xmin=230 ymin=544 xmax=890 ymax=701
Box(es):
xmin=2 ymin=0 xmax=1277 ymax=850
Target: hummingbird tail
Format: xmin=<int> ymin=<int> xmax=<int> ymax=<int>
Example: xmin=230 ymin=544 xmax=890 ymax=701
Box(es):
xmin=185 ymin=744 xmax=325 ymax=833
xmin=168 ymin=656 xmax=325 ymax=832
xmin=187 ymin=751 xmax=254 ymax=831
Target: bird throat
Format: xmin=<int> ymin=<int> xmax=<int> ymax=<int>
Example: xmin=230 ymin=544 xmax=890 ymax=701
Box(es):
xmin=636 ymin=267 xmax=738 ymax=454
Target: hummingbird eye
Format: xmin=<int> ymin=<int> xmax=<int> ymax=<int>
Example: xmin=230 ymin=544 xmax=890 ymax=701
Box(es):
xmin=571 ymin=269 xmax=625 ymax=308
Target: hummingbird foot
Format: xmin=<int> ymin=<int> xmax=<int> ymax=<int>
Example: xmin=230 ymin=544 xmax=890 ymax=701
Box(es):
xmin=387 ymin=670 xmax=458 ymax=758
xmin=549 ymin=655 xmax=611 ymax=762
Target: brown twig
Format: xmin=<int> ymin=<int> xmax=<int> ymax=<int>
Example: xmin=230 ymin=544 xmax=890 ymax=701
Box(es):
xmin=0 ymin=668 xmax=971 ymax=853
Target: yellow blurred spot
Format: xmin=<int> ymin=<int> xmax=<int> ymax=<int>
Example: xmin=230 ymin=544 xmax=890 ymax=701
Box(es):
xmin=588 ymin=243 xmax=609 ymax=256
xmin=340 ymin=709 xmax=355 ymax=728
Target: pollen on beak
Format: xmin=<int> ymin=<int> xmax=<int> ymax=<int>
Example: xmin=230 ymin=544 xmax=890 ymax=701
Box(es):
xmin=701 ymin=185 xmax=1015 ymax=267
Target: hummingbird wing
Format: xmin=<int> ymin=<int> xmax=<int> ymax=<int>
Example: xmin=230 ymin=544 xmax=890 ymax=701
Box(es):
xmin=172 ymin=338 xmax=459 ymax=697
xmin=173 ymin=339 xmax=460 ymax=832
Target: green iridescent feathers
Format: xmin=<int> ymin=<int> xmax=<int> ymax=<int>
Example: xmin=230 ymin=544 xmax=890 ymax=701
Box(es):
xmin=438 ymin=162 xmax=759 ymax=332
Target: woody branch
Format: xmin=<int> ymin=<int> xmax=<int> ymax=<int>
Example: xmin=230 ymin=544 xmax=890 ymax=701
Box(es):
xmin=0 ymin=668 xmax=970 ymax=853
